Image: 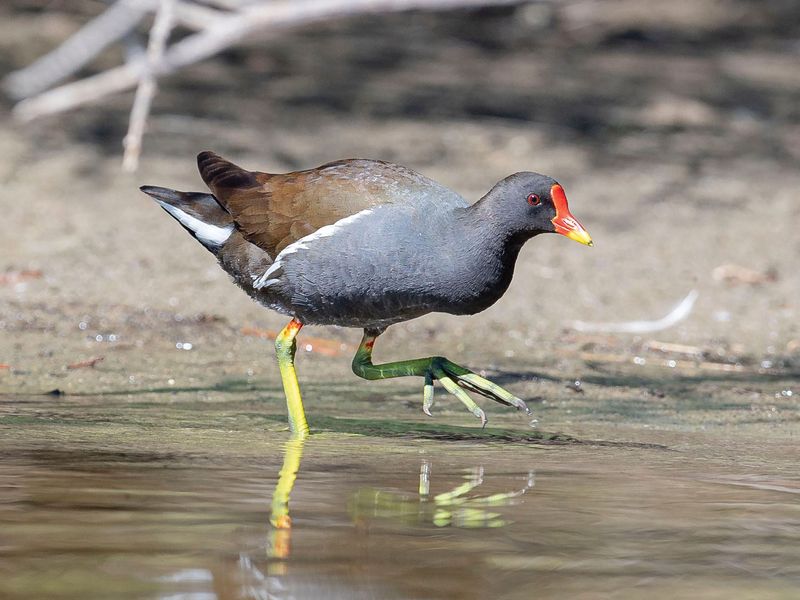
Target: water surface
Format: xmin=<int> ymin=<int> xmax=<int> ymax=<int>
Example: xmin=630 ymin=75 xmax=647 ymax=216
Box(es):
xmin=1 ymin=392 xmax=798 ymax=599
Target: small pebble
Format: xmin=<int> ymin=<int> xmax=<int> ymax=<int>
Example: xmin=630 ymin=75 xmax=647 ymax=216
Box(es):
xmin=565 ymin=380 xmax=584 ymax=393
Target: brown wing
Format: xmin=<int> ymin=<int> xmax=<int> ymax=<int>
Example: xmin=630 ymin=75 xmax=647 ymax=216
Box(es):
xmin=197 ymin=151 xmax=431 ymax=257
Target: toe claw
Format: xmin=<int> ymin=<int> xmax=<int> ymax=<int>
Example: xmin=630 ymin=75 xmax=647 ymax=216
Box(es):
xmin=514 ymin=397 xmax=529 ymax=413
xmin=473 ymin=407 xmax=487 ymax=427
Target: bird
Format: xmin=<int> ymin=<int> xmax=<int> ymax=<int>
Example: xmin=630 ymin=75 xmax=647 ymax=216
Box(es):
xmin=141 ymin=152 xmax=592 ymax=438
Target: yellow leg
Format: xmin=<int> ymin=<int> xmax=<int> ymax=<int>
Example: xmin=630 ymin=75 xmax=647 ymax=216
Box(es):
xmin=275 ymin=318 xmax=309 ymax=438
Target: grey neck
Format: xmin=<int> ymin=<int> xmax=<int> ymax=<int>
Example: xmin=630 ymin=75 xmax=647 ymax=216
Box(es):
xmin=460 ymin=197 xmax=538 ymax=255
xmin=432 ymin=201 xmax=537 ymax=314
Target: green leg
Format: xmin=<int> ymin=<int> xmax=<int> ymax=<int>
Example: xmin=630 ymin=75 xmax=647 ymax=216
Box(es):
xmin=275 ymin=318 xmax=310 ymax=438
xmin=351 ymin=329 xmax=529 ymax=426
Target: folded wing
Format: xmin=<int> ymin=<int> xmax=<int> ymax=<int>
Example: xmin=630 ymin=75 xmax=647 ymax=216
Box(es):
xmin=196 ymin=151 xmax=462 ymax=257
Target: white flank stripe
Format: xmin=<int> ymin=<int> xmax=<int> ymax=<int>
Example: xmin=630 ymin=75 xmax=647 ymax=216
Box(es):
xmin=253 ymin=208 xmax=374 ymax=289
xmin=257 ymin=260 xmax=283 ymax=286
xmin=158 ymin=201 xmax=233 ymax=246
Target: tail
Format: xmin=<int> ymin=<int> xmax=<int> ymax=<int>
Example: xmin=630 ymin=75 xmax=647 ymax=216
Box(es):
xmin=196 ymin=151 xmax=266 ymax=213
xmin=140 ymin=185 xmax=234 ymax=250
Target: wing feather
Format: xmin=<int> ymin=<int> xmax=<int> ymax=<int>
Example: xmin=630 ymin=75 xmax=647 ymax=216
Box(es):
xmin=196 ymin=151 xmax=463 ymax=257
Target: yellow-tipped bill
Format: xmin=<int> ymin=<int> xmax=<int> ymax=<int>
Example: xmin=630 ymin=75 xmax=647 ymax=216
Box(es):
xmin=550 ymin=184 xmax=593 ymax=246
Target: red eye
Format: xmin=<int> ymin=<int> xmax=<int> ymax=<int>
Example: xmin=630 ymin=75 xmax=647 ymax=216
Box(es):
xmin=527 ymin=193 xmax=541 ymax=206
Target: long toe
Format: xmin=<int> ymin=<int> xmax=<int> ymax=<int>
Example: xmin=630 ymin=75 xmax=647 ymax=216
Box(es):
xmin=432 ymin=366 xmax=488 ymax=426
xmin=443 ymin=367 xmax=529 ymax=413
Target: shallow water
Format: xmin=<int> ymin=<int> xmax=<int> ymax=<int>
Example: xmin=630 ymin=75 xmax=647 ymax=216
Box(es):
xmin=1 ymin=392 xmax=799 ymax=600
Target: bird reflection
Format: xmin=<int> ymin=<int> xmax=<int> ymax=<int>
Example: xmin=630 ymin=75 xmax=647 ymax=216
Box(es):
xmin=263 ymin=443 xmax=536 ymax=579
xmin=163 ymin=443 xmax=536 ymax=598
xmin=351 ymin=461 xmax=535 ymax=529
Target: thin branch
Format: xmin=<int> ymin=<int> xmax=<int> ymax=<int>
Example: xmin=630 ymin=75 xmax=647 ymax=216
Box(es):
xmin=3 ymin=0 xmax=230 ymax=102
xmin=12 ymin=0 xmax=523 ymax=121
xmin=171 ymin=1 xmax=230 ymax=30
xmin=122 ymin=0 xmax=175 ymax=172
xmin=13 ymin=62 xmax=143 ymax=121
xmin=3 ymin=0 xmax=148 ymax=100
xmin=167 ymin=0 xmax=523 ymax=71
xmin=194 ymin=0 xmax=261 ymax=8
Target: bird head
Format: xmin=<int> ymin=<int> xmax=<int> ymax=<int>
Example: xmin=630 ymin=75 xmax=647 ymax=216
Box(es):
xmin=485 ymin=172 xmax=593 ymax=246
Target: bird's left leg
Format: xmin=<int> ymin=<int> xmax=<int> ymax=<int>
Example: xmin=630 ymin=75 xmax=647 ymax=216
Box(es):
xmin=351 ymin=329 xmax=529 ymax=425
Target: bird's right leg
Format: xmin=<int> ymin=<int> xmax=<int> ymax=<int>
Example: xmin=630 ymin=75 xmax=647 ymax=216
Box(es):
xmin=275 ymin=318 xmax=310 ymax=438
xmin=351 ymin=329 xmax=529 ymax=426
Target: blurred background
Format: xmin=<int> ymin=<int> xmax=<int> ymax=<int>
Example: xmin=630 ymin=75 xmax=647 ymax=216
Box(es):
xmin=2 ymin=3 xmax=800 ymax=599
xmin=1 ymin=0 xmax=798 ymax=395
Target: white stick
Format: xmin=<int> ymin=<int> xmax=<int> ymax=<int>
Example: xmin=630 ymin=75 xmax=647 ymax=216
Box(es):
xmin=122 ymin=0 xmax=175 ymax=172
xmin=569 ymin=289 xmax=699 ymax=334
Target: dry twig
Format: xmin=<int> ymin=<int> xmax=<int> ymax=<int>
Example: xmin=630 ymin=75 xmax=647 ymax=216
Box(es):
xmin=6 ymin=0 xmax=523 ymax=170
xmin=66 ymin=356 xmax=106 ymax=369
xmin=122 ymin=0 xmax=175 ymax=172
xmin=3 ymin=0 xmax=149 ymax=99
xmin=642 ymin=340 xmax=703 ymax=357
xmin=579 ymin=352 xmax=744 ymax=373
xmin=11 ymin=0 xmax=521 ymax=121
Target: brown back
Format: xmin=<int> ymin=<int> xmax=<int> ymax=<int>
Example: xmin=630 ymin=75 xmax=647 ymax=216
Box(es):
xmin=197 ymin=151 xmax=433 ymax=257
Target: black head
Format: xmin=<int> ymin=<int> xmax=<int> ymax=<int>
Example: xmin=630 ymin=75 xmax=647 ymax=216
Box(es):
xmin=479 ymin=172 xmax=593 ymax=245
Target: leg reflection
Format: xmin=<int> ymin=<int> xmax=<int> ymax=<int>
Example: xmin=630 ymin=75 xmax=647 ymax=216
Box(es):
xmin=352 ymin=460 xmax=535 ymax=529
xmin=267 ymin=436 xmax=306 ymax=568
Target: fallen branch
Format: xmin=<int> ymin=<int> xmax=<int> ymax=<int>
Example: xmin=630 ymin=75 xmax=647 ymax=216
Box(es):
xmin=3 ymin=0 xmax=149 ymax=100
xmin=12 ymin=0 xmax=523 ymax=121
xmin=642 ymin=340 xmax=703 ymax=357
xmin=2 ymin=0 xmax=232 ymax=102
xmin=579 ymin=352 xmax=743 ymax=373
xmin=66 ymin=356 xmax=106 ymax=370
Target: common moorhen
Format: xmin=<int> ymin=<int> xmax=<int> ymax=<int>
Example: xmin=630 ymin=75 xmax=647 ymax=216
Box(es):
xmin=142 ymin=152 xmax=592 ymax=438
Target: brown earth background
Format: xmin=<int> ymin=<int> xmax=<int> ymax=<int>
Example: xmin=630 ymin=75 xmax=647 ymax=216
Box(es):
xmin=1 ymin=0 xmax=798 ymax=429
